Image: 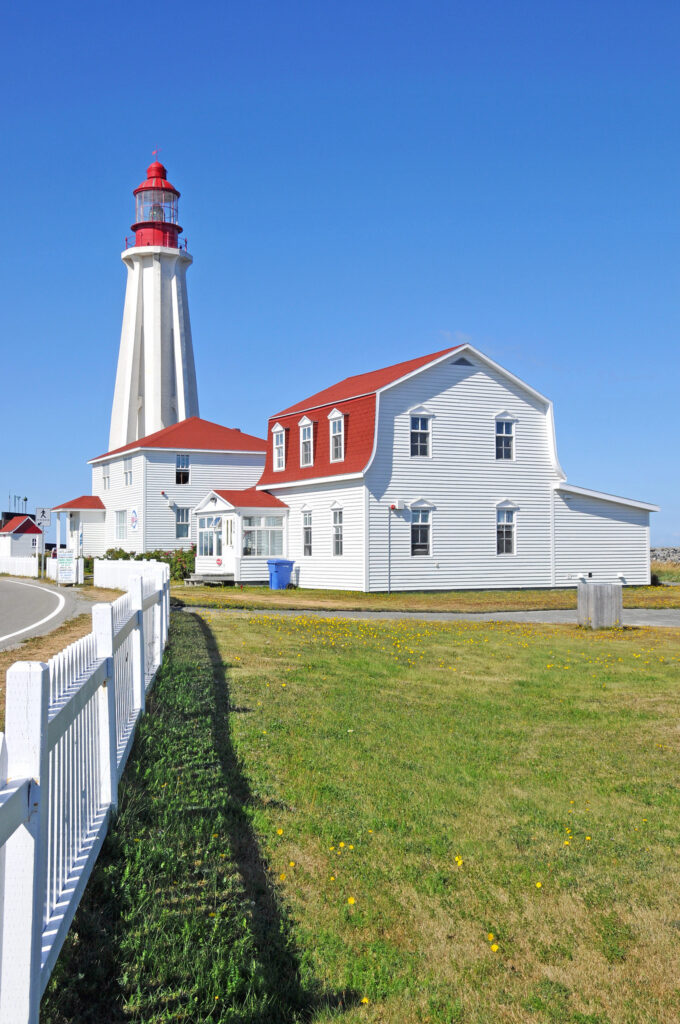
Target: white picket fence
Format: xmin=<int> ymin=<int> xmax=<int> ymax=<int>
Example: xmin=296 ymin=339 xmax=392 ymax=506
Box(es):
xmin=0 ymin=564 xmax=170 ymax=1023
xmin=0 ymin=557 xmax=38 ymax=579
xmin=93 ymin=558 xmax=168 ymax=590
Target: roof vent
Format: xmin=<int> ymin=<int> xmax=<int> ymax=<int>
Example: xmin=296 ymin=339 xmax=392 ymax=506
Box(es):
xmin=453 ymin=357 xmax=472 ymax=366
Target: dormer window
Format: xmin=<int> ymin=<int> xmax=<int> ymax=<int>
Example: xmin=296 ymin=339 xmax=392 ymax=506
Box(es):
xmin=328 ymin=409 xmax=344 ymax=462
xmin=495 ymin=414 xmax=516 ymax=460
xmin=299 ymin=417 xmax=314 ymax=467
xmin=272 ymin=423 xmax=285 ymax=471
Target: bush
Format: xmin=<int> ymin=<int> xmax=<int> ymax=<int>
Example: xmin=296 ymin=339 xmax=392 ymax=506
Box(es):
xmin=169 ymin=546 xmax=195 ymax=580
xmin=103 ymin=547 xmax=133 ymax=560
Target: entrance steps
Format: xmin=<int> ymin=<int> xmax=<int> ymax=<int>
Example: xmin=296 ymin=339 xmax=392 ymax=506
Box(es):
xmin=185 ymin=572 xmax=235 ymax=587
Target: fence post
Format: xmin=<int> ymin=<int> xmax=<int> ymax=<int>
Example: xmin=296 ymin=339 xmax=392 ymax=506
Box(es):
xmin=152 ymin=571 xmax=163 ymax=670
xmin=0 ymin=662 xmax=50 ymax=1024
xmin=93 ymin=604 xmax=118 ymax=813
xmin=129 ymin=576 xmax=145 ymax=713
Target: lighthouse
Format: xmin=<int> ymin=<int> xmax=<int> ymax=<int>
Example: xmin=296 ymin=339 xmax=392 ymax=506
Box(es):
xmin=108 ymin=160 xmax=200 ymax=450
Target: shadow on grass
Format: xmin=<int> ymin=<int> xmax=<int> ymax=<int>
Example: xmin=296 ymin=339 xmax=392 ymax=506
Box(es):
xmin=41 ymin=611 xmax=358 ymax=1024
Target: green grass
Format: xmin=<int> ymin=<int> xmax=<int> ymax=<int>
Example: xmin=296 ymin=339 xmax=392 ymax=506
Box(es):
xmin=651 ymin=560 xmax=680 ymax=583
xmin=172 ymin=582 xmax=680 ymax=612
xmin=43 ymin=612 xmax=680 ymax=1023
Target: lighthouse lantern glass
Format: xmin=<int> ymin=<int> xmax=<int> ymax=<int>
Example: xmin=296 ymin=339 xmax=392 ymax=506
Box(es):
xmin=136 ymin=189 xmax=178 ymax=225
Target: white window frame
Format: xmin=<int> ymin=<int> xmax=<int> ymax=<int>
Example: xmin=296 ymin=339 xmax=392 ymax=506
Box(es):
xmin=328 ymin=409 xmax=345 ymax=463
xmin=409 ymin=407 xmax=433 ymax=458
xmin=299 ymin=416 xmax=314 ymax=467
xmin=102 ymin=466 xmax=110 ymax=491
xmin=495 ymin=413 xmax=517 ymax=461
xmin=123 ymin=459 xmax=133 ymax=486
xmin=302 ymin=510 xmax=312 ymax=556
xmin=115 ymin=510 xmax=127 ymax=540
xmin=410 ymin=508 xmax=431 ymax=556
xmin=241 ymin=514 xmax=284 ymax=557
xmin=176 ymin=452 xmax=190 ymax=484
xmin=496 ymin=501 xmax=518 ymax=556
xmin=272 ymin=423 xmax=286 ymax=472
xmin=175 ymin=506 xmax=190 ymax=539
xmin=198 ymin=515 xmax=223 ymax=558
xmin=331 ymin=505 xmax=343 ymax=556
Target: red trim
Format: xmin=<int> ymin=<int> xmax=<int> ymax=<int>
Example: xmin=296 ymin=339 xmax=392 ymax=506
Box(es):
xmin=90 ymin=417 xmax=267 ymax=463
xmin=212 ymin=488 xmax=288 ymax=509
xmin=0 ymin=515 xmax=42 ymax=535
xmin=52 ymin=496 xmax=106 ymax=512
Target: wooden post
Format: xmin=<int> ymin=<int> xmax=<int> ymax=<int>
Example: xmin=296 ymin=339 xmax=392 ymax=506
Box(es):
xmin=129 ymin=576 xmax=145 ymax=713
xmin=0 ymin=662 xmax=50 ymax=1024
xmin=93 ymin=604 xmax=118 ymax=811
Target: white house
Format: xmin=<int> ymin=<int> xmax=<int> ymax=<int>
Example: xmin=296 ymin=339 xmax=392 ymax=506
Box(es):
xmin=0 ymin=516 xmax=42 ymax=558
xmin=193 ymin=488 xmax=288 ymax=582
xmin=53 ymin=417 xmax=267 ymax=557
xmin=207 ymin=342 xmax=655 ymax=592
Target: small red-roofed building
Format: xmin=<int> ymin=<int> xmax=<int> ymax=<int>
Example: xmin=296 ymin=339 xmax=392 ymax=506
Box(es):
xmin=0 ymin=515 xmax=42 ymax=558
xmin=192 ymin=489 xmax=289 ymax=581
xmin=52 ymin=418 xmax=267 ymax=557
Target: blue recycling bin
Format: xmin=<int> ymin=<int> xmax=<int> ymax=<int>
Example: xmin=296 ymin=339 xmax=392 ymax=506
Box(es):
xmin=267 ymin=558 xmax=295 ymax=590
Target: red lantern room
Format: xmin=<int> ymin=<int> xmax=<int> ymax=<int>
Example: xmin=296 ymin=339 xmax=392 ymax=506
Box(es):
xmin=130 ymin=160 xmax=183 ymax=248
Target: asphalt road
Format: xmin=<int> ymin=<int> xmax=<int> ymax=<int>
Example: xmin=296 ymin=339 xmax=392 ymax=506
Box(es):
xmin=0 ymin=579 xmax=94 ymax=651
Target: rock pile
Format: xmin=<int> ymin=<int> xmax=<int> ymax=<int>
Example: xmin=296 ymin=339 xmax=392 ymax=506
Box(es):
xmin=651 ymin=547 xmax=680 ymax=563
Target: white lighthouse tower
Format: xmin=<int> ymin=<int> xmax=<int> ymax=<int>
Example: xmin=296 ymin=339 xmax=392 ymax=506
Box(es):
xmin=109 ymin=160 xmax=199 ymax=450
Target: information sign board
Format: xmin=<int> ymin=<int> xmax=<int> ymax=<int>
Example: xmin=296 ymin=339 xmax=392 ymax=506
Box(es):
xmin=57 ymin=550 xmax=77 ymax=585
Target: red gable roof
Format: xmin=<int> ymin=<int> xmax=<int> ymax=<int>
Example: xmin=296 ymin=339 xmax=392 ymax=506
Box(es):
xmin=213 ymin=488 xmax=288 ymax=509
xmin=275 ymin=346 xmax=460 ymax=417
xmin=52 ymin=496 xmax=106 ymax=512
xmin=258 ymin=346 xmax=460 ymax=487
xmin=1 ymin=515 xmax=42 ymax=535
xmin=90 ymin=417 xmax=267 ymax=463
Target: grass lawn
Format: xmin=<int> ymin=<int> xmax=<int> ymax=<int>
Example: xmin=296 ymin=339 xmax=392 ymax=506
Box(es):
xmin=172 ymin=582 xmax=680 ymax=612
xmin=652 ymin=560 xmax=680 ymax=583
xmin=42 ymin=612 xmax=680 ymax=1024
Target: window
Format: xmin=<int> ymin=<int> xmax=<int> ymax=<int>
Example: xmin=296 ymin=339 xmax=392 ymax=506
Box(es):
xmin=410 ymin=416 xmax=430 ymax=457
xmin=116 ymin=510 xmax=127 ymax=540
xmin=497 ymin=509 xmax=515 ymax=554
xmin=495 ymin=419 xmax=514 ymax=460
xmin=332 ymin=509 xmax=343 ymax=555
xmin=273 ymin=429 xmax=285 ymax=471
xmin=176 ymin=453 xmax=190 ymax=484
xmin=329 ymin=411 xmax=344 ymax=462
xmin=303 ymin=511 xmax=312 ymax=556
xmin=300 ymin=420 xmax=313 ymax=467
xmin=175 ymin=507 xmax=190 ymax=539
xmin=198 ymin=515 xmax=223 ymax=557
xmin=102 ymin=467 xmax=110 ymax=490
xmin=123 ymin=459 xmax=133 ymax=486
xmin=411 ymin=509 xmax=430 ymax=555
xmin=242 ymin=515 xmax=283 ymax=557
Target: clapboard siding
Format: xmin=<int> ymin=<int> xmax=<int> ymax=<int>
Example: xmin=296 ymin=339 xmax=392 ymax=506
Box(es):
xmin=92 ymin=453 xmax=145 ymax=554
xmin=553 ymin=492 xmax=650 ymax=585
xmin=271 ymin=481 xmax=366 ymax=590
xmin=144 ymin=451 xmax=265 ymax=550
xmin=365 ymin=357 xmax=558 ymax=591
xmin=91 ymin=449 xmax=265 ymax=553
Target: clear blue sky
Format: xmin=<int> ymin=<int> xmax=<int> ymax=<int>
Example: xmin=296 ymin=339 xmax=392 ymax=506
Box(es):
xmin=2 ymin=1 xmax=678 ymax=544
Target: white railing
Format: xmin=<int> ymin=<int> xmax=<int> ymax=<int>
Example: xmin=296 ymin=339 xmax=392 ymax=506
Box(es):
xmin=0 ymin=556 xmax=38 ymax=579
xmin=0 ymin=564 xmax=170 ymax=1023
xmin=93 ymin=558 xmax=167 ymax=590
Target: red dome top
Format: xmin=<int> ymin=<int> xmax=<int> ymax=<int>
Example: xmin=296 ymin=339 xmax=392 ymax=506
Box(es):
xmin=133 ymin=160 xmax=180 ymax=197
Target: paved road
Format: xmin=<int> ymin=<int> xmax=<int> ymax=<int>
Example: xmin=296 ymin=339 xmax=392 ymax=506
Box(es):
xmin=0 ymin=579 xmax=95 ymax=651
xmin=179 ymin=604 xmax=680 ymax=629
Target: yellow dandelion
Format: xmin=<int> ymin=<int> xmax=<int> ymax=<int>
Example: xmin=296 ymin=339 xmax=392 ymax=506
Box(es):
xmin=586 ymin=836 xmax=591 ymax=841
xmin=361 ymin=996 xmax=370 ymax=1004
xmin=536 ymin=882 xmax=542 ymax=888
xmin=487 ymin=932 xmax=494 ymax=942
xmin=349 ymin=845 xmax=354 ymax=850
xmin=208 ymin=912 xmax=216 ymax=917
xmin=339 ymin=842 xmax=345 ymax=848
xmin=289 ymin=861 xmax=295 ymax=867
xmin=347 ymin=896 xmax=355 ymax=905
xmin=330 ymin=875 xmax=335 ymax=881
xmin=490 ymin=943 xmax=499 ymax=952
xmin=279 ymin=872 xmax=286 ymax=881
xmin=564 ymin=840 xmax=570 ymax=846
xmin=277 ymin=828 xmax=283 ymax=836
